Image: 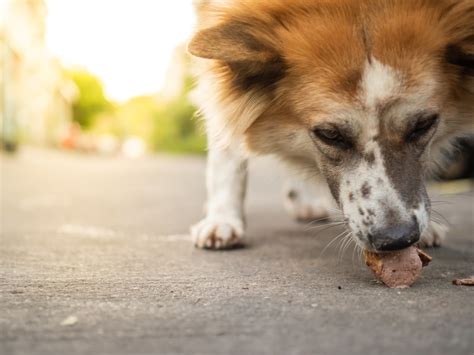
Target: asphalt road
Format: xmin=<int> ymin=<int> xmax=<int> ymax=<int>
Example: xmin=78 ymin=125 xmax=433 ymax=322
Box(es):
xmin=1 ymin=148 xmax=473 ymax=355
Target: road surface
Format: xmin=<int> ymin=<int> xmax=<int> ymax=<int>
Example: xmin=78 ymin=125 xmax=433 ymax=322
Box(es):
xmin=1 ymin=148 xmax=473 ymax=355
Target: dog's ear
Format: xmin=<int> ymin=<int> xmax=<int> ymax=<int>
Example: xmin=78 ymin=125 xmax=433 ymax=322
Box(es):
xmin=188 ymin=17 xmax=286 ymax=145
xmin=446 ymin=42 xmax=474 ymax=76
xmin=188 ymin=22 xmax=278 ymax=63
xmin=188 ymin=21 xmax=286 ymax=92
xmin=444 ymin=1 xmax=474 ymax=75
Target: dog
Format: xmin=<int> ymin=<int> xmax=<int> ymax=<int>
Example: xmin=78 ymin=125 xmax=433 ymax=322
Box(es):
xmin=187 ymin=0 xmax=474 ymax=251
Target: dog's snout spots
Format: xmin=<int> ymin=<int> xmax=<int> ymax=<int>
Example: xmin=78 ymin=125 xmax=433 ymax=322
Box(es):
xmin=367 ymin=209 xmax=376 ymax=216
xmin=385 ymin=208 xmax=399 ymax=225
xmin=362 ymin=212 xmax=375 ymax=227
xmin=358 ymin=207 xmax=365 ymax=215
xmin=365 ymin=151 xmax=375 ymax=166
xmin=348 ymin=192 xmax=354 ymax=201
xmin=287 ymin=190 xmax=298 ymax=200
xmin=361 ymin=182 xmax=371 ymax=198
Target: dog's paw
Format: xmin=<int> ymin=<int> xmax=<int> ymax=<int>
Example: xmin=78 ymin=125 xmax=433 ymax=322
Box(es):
xmin=419 ymin=221 xmax=448 ymax=248
xmin=191 ymin=217 xmax=244 ymax=250
xmin=284 ymin=189 xmax=332 ymax=222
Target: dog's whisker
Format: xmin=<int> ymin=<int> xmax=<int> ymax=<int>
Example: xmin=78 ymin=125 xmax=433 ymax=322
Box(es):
xmin=302 ymin=215 xmax=344 ymax=229
xmin=319 ymin=233 xmax=348 ymax=259
xmin=430 ymin=218 xmax=448 ymax=229
xmin=351 ymin=237 xmax=358 ymax=266
xmin=337 ymin=237 xmax=349 ymax=262
xmin=356 ymin=244 xmax=364 ymax=267
xmin=319 ymin=230 xmax=350 ymax=258
xmin=309 ymin=224 xmax=347 ymax=236
xmin=304 ymin=221 xmax=344 ymax=233
xmin=358 ymin=245 xmax=366 ymax=268
xmin=431 ymin=209 xmax=450 ymax=226
xmin=306 ymin=221 xmax=346 ymax=234
xmin=335 ymin=234 xmax=349 ymax=261
xmin=346 ymin=242 xmax=357 ymax=265
xmin=430 ymin=217 xmax=447 ymax=227
xmin=325 ymin=207 xmax=344 ymax=215
xmin=350 ymin=236 xmax=365 ymax=267
xmin=430 ymin=217 xmax=446 ymax=227
xmin=343 ymin=236 xmax=355 ymax=260
xmin=337 ymin=233 xmax=353 ymax=262
xmin=429 ymin=200 xmax=453 ymax=206
xmin=429 ymin=214 xmax=449 ymax=227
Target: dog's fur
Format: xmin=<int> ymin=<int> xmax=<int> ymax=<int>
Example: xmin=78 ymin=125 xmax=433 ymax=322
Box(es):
xmin=188 ymin=0 xmax=474 ymax=250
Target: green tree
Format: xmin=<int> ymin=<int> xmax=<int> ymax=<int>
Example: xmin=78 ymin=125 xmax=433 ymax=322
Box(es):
xmin=66 ymin=68 xmax=112 ymax=129
xmin=152 ymin=74 xmax=206 ymax=154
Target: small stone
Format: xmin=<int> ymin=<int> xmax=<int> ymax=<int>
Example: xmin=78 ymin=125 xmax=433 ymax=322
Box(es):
xmin=60 ymin=315 xmax=78 ymax=326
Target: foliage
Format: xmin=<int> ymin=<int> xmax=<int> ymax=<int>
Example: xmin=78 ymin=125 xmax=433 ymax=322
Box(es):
xmin=152 ymin=75 xmax=206 ymax=154
xmin=66 ymin=64 xmax=206 ymax=154
xmin=66 ymin=68 xmax=113 ymax=129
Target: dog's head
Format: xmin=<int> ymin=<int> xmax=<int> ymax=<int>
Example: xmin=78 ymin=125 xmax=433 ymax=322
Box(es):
xmin=189 ymin=0 xmax=474 ymax=251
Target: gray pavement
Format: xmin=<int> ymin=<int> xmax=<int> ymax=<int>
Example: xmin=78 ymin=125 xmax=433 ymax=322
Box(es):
xmin=1 ymin=148 xmax=473 ymax=355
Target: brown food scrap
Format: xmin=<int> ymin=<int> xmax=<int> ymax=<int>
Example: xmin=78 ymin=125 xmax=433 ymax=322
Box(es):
xmin=452 ymin=277 xmax=474 ymax=286
xmin=364 ymin=246 xmax=432 ymax=288
xmin=416 ymin=248 xmax=432 ymax=266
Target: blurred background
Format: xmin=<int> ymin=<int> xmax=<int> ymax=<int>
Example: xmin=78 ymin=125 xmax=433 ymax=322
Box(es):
xmin=0 ymin=0 xmax=473 ymax=174
xmin=0 ymin=0 xmax=205 ymax=157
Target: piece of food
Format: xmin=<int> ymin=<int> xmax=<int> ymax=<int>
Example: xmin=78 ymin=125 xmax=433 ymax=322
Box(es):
xmin=416 ymin=248 xmax=432 ymax=266
xmin=452 ymin=277 xmax=474 ymax=286
xmin=364 ymin=246 xmax=432 ymax=288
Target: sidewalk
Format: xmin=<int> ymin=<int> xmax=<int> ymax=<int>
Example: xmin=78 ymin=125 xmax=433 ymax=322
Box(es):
xmin=1 ymin=148 xmax=473 ymax=355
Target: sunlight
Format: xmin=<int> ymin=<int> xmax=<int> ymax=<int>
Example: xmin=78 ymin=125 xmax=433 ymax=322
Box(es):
xmin=45 ymin=0 xmax=196 ymax=102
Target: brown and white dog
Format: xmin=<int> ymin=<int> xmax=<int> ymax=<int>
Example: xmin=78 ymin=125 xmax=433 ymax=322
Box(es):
xmin=188 ymin=0 xmax=474 ymax=252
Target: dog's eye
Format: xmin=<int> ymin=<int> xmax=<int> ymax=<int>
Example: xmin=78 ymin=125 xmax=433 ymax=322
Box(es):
xmin=406 ymin=114 xmax=440 ymax=142
xmin=312 ymin=128 xmax=352 ymax=149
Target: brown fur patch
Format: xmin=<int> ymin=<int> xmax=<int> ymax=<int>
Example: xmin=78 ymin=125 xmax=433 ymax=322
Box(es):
xmin=190 ymin=0 xmax=474 ymax=193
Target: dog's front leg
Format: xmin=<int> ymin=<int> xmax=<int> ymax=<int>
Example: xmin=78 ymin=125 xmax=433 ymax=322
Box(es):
xmin=191 ymin=145 xmax=247 ymax=249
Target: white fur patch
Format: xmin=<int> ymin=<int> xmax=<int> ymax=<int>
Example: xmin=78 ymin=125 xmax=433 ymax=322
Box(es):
xmin=361 ymin=58 xmax=402 ymax=109
xmin=191 ymin=144 xmax=247 ymax=249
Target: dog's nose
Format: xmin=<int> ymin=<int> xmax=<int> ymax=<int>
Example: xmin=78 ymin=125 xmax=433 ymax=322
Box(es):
xmin=368 ymin=221 xmax=420 ymax=251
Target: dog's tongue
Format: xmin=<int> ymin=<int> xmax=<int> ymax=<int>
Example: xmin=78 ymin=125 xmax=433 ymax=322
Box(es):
xmin=364 ymin=246 xmax=432 ymax=288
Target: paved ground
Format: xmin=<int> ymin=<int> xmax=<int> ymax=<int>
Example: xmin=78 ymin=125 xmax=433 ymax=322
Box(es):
xmin=1 ymin=148 xmax=473 ymax=355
